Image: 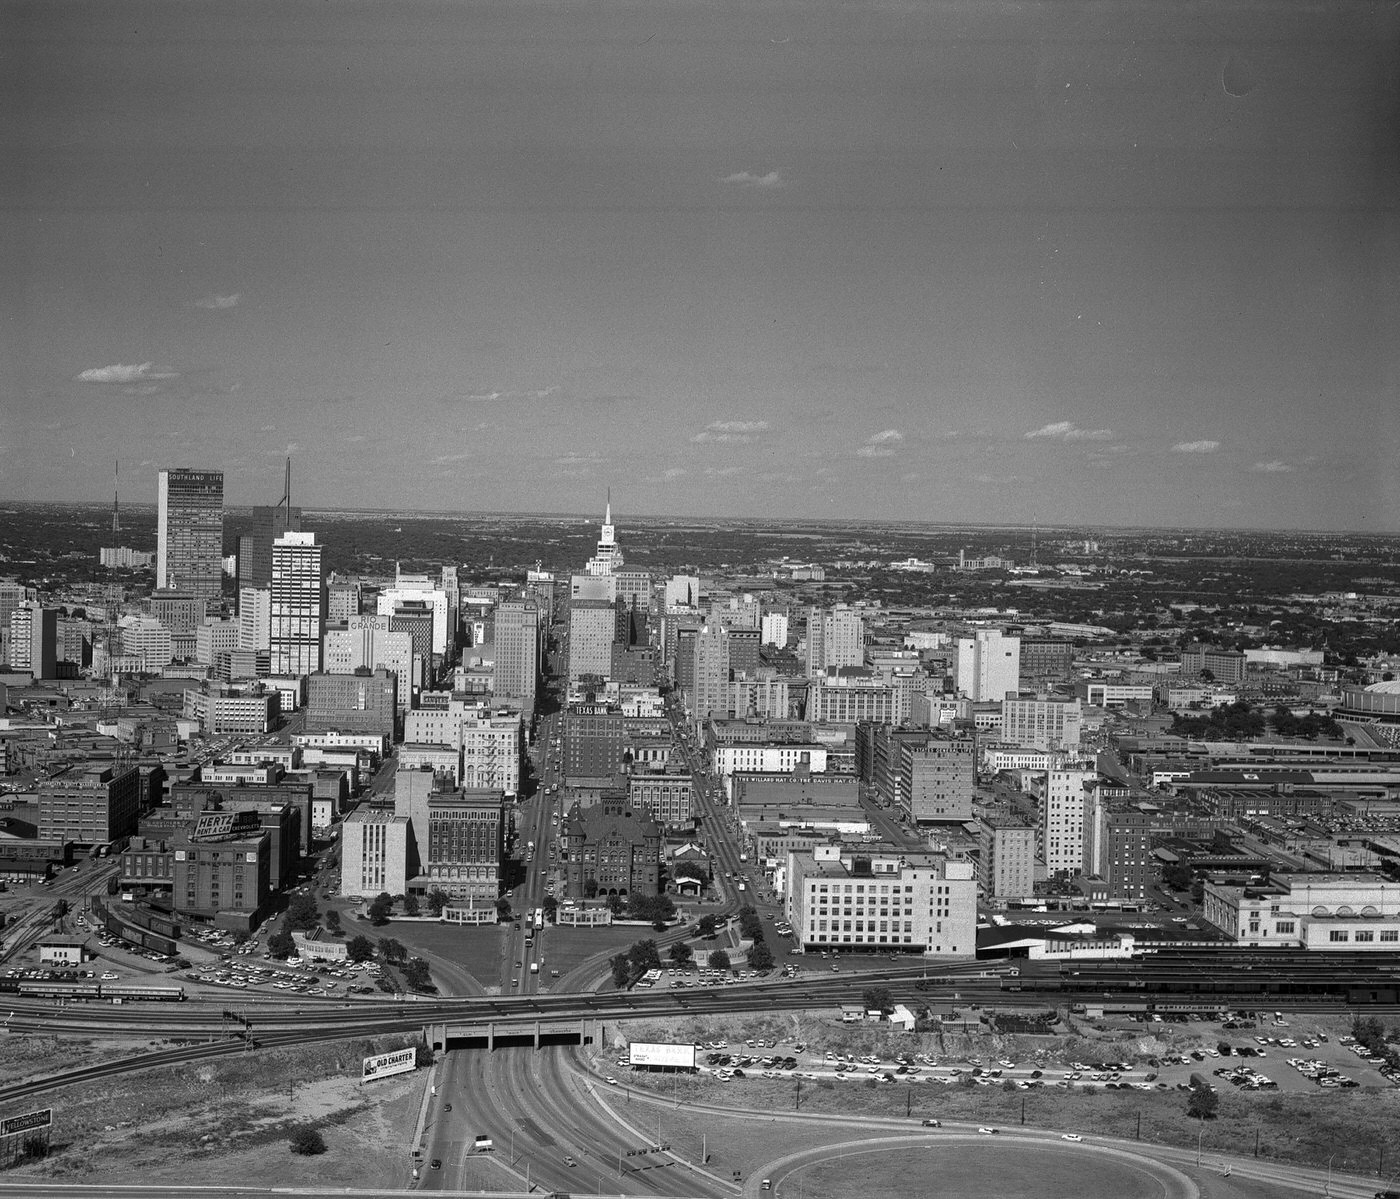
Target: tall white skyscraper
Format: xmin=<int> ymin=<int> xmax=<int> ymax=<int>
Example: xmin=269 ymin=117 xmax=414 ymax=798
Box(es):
xmin=586 ymin=497 xmax=624 ymax=576
xmin=156 ymin=467 xmax=224 ymax=599
xmin=269 ymin=532 xmax=324 ymax=676
xmin=237 ymin=586 xmax=272 ymax=652
xmin=760 ymin=611 xmax=789 ymax=648
xmin=692 ymin=624 xmax=731 ymax=719
xmin=1038 ymin=767 xmax=1096 ymax=877
xmin=955 ymin=628 xmax=1021 ymax=701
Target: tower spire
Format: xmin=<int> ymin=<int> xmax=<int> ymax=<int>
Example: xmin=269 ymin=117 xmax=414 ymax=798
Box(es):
xmin=605 ymin=487 xmax=611 ymax=526
xmin=112 ymin=459 xmax=120 ymax=543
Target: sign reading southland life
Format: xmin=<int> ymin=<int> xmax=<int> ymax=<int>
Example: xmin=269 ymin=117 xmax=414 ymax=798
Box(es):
xmin=362 ymin=1047 xmax=417 ymax=1084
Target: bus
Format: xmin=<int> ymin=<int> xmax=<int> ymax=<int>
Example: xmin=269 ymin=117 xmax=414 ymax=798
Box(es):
xmin=533 ymin=906 xmax=544 ymax=930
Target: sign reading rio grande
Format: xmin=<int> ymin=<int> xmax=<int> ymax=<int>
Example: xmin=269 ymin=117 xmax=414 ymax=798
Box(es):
xmin=362 ymin=1047 xmax=417 ymax=1084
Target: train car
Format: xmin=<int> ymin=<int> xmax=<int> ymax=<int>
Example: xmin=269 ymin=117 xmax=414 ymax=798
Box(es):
xmin=17 ymin=980 xmax=103 ymax=1000
xmin=101 ymin=983 xmax=185 ymax=1001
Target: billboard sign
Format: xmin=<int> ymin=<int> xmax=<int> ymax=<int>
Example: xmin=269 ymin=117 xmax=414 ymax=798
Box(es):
xmin=362 ymin=1047 xmax=417 ymax=1083
xmin=628 ymin=1042 xmax=696 ymax=1069
xmin=1 ymin=1109 xmax=52 ymax=1137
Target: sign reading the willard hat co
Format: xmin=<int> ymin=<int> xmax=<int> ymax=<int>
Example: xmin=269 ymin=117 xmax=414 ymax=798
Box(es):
xmin=362 ymin=1047 xmax=417 ymax=1083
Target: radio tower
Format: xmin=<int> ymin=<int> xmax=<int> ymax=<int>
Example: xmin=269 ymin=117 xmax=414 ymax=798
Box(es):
xmin=1030 ymin=522 xmax=1039 ymax=569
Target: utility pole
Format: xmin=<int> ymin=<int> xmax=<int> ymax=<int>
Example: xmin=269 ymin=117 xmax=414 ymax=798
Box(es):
xmin=906 ymin=1085 xmax=912 ymax=1117
xmin=1136 ymin=1110 xmax=1141 ymax=1141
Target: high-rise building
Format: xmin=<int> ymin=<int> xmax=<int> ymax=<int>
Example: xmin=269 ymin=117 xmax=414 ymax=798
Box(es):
xmin=568 ymin=597 xmax=623 ymax=683
xmin=157 ymin=468 xmax=224 ymax=600
xmin=1000 ymin=696 xmax=1083 ymax=753
xmin=585 ymin=497 xmax=623 ymax=577
xmin=269 ymin=532 xmax=324 ymax=676
xmin=323 ymin=615 xmax=415 ymax=712
xmin=760 ymin=611 xmax=789 ymax=648
xmin=979 ymin=817 xmax=1037 ymax=904
xmin=691 ymin=624 xmax=731 ymax=719
xmin=1037 ymin=767 xmax=1096 ymax=877
xmin=493 ymin=601 xmax=539 ymax=701
xmin=805 ymin=604 xmax=864 ymax=675
xmin=955 ymin=628 xmax=1021 ymax=702
xmin=7 ymin=603 xmax=58 ymax=678
xmin=238 ymin=587 xmax=272 ymax=653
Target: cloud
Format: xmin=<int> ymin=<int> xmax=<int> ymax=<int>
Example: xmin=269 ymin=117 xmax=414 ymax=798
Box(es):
xmin=194 ymin=293 xmax=241 ymax=310
xmin=721 ymin=170 xmax=784 ymax=188
xmin=457 ymin=385 xmax=559 ymax=403
xmin=692 ymin=419 xmax=770 ymax=444
xmin=663 ymin=467 xmax=687 ymax=480
xmin=1252 ymin=459 xmax=1294 ymax=473
xmin=856 ymin=428 xmax=904 ymax=458
xmin=1172 ymin=440 xmax=1220 ymax=453
xmin=1025 ymin=420 xmax=1114 ymax=442
xmin=705 ymin=466 xmax=744 ymax=477
xmin=75 ymin=362 xmax=179 ymax=384
xmin=431 ymin=451 xmax=472 ymax=465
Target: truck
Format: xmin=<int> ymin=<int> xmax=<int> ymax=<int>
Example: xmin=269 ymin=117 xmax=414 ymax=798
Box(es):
xmin=472 ymin=1135 xmax=494 ymax=1153
xmin=530 ymin=962 xmax=539 ymax=975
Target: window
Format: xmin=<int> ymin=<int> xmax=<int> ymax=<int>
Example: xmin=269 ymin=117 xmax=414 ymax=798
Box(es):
xmin=1354 ymin=930 xmax=1374 ymax=943
xmin=1329 ymin=930 xmax=1349 ymax=943
xmin=1275 ymin=921 xmax=1295 ymax=934
xmin=1381 ymin=930 xmax=1398 ymax=943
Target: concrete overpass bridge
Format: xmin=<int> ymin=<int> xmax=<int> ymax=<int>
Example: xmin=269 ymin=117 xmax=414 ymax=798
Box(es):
xmin=424 ymin=1014 xmax=602 ymax=1052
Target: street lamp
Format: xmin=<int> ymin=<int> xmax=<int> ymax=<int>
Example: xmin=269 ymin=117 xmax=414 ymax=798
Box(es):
xmin=1325 ymin=1153 xmax=1335 ymax=1196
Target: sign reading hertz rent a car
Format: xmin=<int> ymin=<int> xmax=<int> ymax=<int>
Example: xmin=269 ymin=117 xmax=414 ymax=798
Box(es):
xmin=361 ymin=1047 xmax=417 ymax=1083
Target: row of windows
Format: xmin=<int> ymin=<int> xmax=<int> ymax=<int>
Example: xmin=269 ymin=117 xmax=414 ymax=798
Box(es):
xmin=1328 ymin=929 xmax=1399 ymax=943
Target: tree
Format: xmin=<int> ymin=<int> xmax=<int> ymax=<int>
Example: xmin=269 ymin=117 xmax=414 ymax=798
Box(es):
xmin=1186 ymin=1084 xmax=1219 ymax=1120
xmin=1162 ymin=862 xmax=1192 ymax=892
xmin=347 ymin=935 xmax=375 ymax=963
xmin=1351 ymin=1014 xmax=1387 ymax=1055
xmin=583 ymin=877 xmax=599 ymax=899
xmin=708 ymin=948 xmax=731 ymax=971
xmin=748 ymin=941 xmax=774 ymax=971
xmin=862 ymin=986 xmax=893 ymax=1015
xmin=425 ymin=887 xmax=451 ymax=916
xmin=379 ymin=937 xmax=406 ymax=965
xmin=324 ymin=909 xmax=341 ymax=934
xmin=289 ymin=1126 xmax=327 ymax=1155
xmin=696 ymin=914 xmax=718 ymax=939
xmin=402 ymin=957 xmax=434 ymax=992
xmin=609 ymin=952 xmax=633 ymax=988
xmin=542 ymin=895 xmax=558 ymax=922
xmin=267 ymin=929 xmax=296 ymax=959
xmin=286 ymin=892 xmax=320 ymax=931
xmin=606 ymin=892 xmax=624 ymax=916
xmin=402 ymin=892 xmax=421 ymax=917
xmin=628 ymin=939 xmax=662 ymax=973
xmin=673 ymin=861 xmax=708 ymax=884
xmin=367 ymin=893 xmax=393 ymax=926
xmin=668 ymin=941 xmax=693 ymax=964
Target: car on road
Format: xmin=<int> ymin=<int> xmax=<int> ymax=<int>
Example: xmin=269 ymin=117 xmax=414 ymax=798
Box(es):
xmin=564 ymin=1156 xmax=577 ymax=1167
xmin=1061 ymin=1133 xmax=1082 ymax=1142
xmin=920 ymin=1118 xmax=941 ymax=1128
xmin=977 ymin=1127 xmax=999 ymax=1135
xmin=605 ymin=1076 xmax=618 ymax=1085
xmin=430 ymin=1159 xmax=442 ymax=1169
xmin=444 ymin=1104 xmax=452 ymax=1112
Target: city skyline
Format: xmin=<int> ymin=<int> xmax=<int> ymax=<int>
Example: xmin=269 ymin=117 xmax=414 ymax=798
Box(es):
xmin=3 ymin=1 xmax=1398 ymax=533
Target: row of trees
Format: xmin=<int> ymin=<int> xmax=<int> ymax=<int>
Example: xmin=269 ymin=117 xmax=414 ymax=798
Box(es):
xmin=736 ymin=904 xmax=775 ymax=971
xmin=263 ymin=891 xmax=433 ymax=992
xmin=1170 ymin=699 xmax=1344 ymax=742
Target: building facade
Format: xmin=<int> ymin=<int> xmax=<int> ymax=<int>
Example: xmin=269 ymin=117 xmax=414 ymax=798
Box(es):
xmin=157 ymin=467 xmax=224 ymax=600
xmin=269 ymin=532 xmax=325 ymax=676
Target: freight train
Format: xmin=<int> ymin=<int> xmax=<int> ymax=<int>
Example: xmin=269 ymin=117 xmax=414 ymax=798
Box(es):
xmin=0 ymin=979 xmax=185 ymax=1001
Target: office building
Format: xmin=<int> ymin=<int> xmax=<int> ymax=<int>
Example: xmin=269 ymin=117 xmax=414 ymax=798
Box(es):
xmin=376 ymin=568 xmax=455 ymax=658
xmin=323 ymin=616 xmax=415 ymax=713
xmin=760 ymin=611 xmax=789 ymax=648
xmin=305 ymin=669 xmax=397 ymax=737
xmin=1037 ymin=767 xmax=1096 ymax=877
xmin=627 ymin=765 xmax=695 ymax=826
xmin=7 ymin=603 xmax=59 ymax=678
xmin=269 ymin=532 xmax=324 ymax=676
xmin=157 ymin=468 xmax=224 ymax=600
xmin=1000 ymin=696 xmax=1083 ymax=753
xmin=493 ymin=601 xmax=540 ymax=701
xmin=460 ymin=712 xmax=522 ymax=796
xmin=172 ymin=809 xmax=273 ymax=929
xmin=569 ymin=596 xmax=623 ymax=683
xmin=900 ymin=736 xmax=975 ymax=823
xmin=805 ymin=604 xmax=864 ymax=675
xmin=421 ymin=788 xmax=504 ymax=901
xmin=691 ymin=624 xmax=731 ymax=719
xmin=37 ymin=763 xmax=142 ymax=844
xmin=1180 ymin=644 xmax=1248 ymax=685
xmin=955 ymin=629 xmax=1020 ymax=702
xmin=586 ymin=499 xmax=624 ymax=576
xmin=978 ymin=817 xmax=1036 ymax=904
xmin=785 ymin=845 xmax=976 ymax=956
xmin=341 ymin=806 xmax=414 ymax=900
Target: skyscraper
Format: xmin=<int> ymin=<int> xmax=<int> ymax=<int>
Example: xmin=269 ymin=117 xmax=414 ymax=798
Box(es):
xmin=955 ymin=628 xmax=1021 ymax=702
xmin=157 ymin=468 xmax=224 ymax=600
xmin=585 ymin=496 xmax=624 ymax=576
xmin=269 ymin=532 xmax=324 ymax=676
xmin=691 ymin=623 xmax=731 ymax=719
xmin=493 ymin=600 xmax=539 ymax=701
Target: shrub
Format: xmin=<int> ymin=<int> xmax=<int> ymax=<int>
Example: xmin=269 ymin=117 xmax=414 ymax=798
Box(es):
xmin=290 ymin=1127 xmax=327 ymax=1156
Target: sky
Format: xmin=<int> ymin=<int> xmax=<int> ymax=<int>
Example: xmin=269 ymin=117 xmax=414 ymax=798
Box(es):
xmin=2 ymin=0 xmax=1398 ymax=531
